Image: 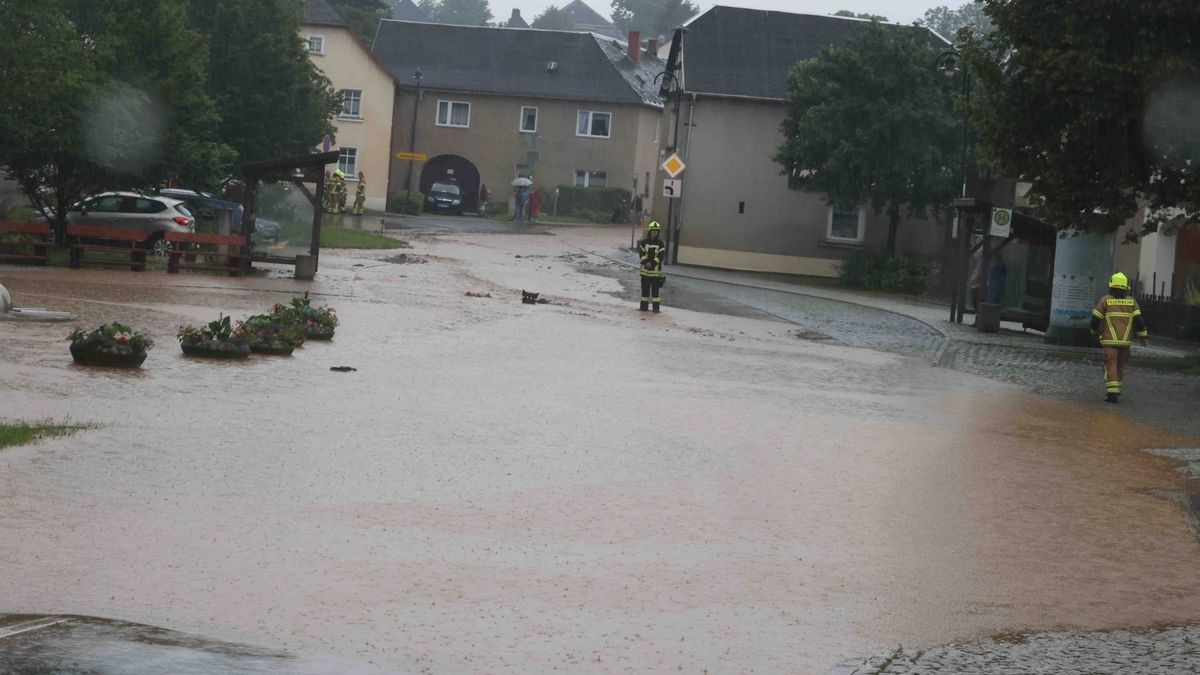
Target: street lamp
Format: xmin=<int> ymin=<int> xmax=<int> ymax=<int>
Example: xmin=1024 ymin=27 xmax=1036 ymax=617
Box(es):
xmin=935 ymin=49 xmax=973 ymax=323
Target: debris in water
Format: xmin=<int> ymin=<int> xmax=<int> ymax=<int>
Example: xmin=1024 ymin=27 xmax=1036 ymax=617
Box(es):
xmin=465 ymin=292 xmax=492 ymax=298
xmin=521 ymin=290 xmax=540 ymax=304
xmin=329 ymin=366 xmax=357 ymax=372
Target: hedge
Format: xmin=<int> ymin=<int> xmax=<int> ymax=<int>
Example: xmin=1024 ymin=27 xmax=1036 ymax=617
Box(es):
xmin=554 ymin=186 xmax=631 ymax=218
xmin=387 ymin=190 xmax=424 ymax=215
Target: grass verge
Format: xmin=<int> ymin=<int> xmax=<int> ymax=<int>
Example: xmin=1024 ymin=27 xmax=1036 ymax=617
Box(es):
xmin=0 ymin=420 xmax=94 ymax=450
xmin=319 ymin=226 xmax=408 ymax=249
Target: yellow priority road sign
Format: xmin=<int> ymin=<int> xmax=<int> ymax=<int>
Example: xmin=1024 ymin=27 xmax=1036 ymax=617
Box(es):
xmin=661 ymin=153 xmax=686 ymax=178
xmin=395 ymin=152 xmax=427 ymax=161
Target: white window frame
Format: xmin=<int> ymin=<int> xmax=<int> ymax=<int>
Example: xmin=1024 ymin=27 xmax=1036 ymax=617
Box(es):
xmin=306 ymin=34 xmax=325 ymax=55
xmin=338 ymin=89 xmax=363 ymax=120
xmin=436 ymin=100 xmax=471 ymax=128
xmin=576 ymin=110 xmax=612 ymax=139
xmin=574 ymin=170 xmax=608 ymax=188
xmin=519 ymin=106 xmax=538 ymax=133
xmin=338 ymin=147 xmax=358 ymax=179
xmin=826 ymin=205 xmax=865 ymax=243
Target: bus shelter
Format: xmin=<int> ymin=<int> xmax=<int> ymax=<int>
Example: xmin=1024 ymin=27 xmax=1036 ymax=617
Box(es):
xmin=239 ymin=151 xmax=340 ymax=271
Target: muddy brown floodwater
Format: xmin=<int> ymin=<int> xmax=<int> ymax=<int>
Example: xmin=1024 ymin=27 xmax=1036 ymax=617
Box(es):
xmin=2 ymin=226 xmax=1198 ymax=673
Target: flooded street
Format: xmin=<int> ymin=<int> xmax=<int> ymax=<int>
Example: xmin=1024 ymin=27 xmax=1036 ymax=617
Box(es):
xmin=2 ymin=224 xmax=1199 ymax=673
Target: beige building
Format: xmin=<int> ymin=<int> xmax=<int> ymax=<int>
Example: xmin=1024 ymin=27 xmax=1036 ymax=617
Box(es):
xmin=301 ymin=0 xmax=398 ymax=212
xmin=656 ymin=7 xmax=950 ymax=277
xmin=373 ymin=20 xmax=665 ymax=214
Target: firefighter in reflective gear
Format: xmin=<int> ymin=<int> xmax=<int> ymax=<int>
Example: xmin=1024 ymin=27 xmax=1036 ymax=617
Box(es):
xmin=637 ymin=221 xmax=666 ymax=312
xmin=1090 ymin=272 xmax=1149 ymax=403
xmin=328 ymin=170 xmax=346 ymax=214
xmin=321 ymin=171 xmax=332 ymax=212
xmin=351 ymin=172 xmax=367 ymax=215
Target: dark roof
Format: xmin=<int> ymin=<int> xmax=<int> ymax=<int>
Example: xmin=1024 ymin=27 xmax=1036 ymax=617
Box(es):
xmin=372 ymin=21 xmax=664 ymax=107
xmin=391 ymin=0 xmax=427 ymax=22
xmin=302 ymin=0 xmax=349 ymax=28
xmin=679 ymin=6 xmax=949 ymax=100
xmin=562 ymin=0 xmax=623 ymax=40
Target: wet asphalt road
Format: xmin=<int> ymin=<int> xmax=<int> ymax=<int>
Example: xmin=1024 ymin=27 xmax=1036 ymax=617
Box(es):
xmin=2 ymin=221 xmax=1199 ymax=673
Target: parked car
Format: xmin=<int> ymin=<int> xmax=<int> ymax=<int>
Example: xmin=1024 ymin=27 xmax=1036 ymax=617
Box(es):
xmin=66 ymin=191 xmax=195 ymax=256
xmin=425 ymin=181 xmax=463 ymax=215
xmin=159 ymin=188 xmax=281 ymax=243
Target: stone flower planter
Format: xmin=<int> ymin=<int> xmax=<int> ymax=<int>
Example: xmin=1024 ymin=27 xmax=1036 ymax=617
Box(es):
xmin=69 ymin=342 xmax=148 ymax=368
xmin=305 ymin=326 xmax=335 ymax=341
xmin=248 ymin=341 xmax=295 ymax=356
xmin=180 ymin=340 xmax=251 ymax=359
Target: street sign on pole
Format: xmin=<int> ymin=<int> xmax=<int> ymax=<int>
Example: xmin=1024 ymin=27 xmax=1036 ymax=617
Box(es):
xmin=663 ymin=179 xmax=681 ymax=198
xmin=661 ymin=153 xmax=686 ymax=178
xmin=990 ymin=207 xmax=1012 ymax=238
xmin=395 ymin=152 xmax=427 ymax=161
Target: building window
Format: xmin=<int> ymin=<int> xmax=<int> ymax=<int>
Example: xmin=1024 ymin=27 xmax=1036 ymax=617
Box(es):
xmin=338 ymin=89 xmax=363 ymax=119
xmin=574 ymin=170 xmax=607 ymax=188
xmin=576 ymin=111 xmax=612 ymax=138
xmin=307 ymin=35 xmax=325 ymax=55
xmin=436 ymin=100 xmax=470 ymax=128
xmin=338 ymin=147 xmax=358 ymax=178
xmin=520 ymin=106 xmax=538 ymax=133
xmin=827 ymin=205 xmax=865 ymax=242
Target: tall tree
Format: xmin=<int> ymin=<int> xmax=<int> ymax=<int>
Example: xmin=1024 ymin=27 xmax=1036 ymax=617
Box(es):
xmin=329 ymin=0 xmax=390 ymax=43
xmin=775 ymin=22 xmax=959 ymax=252
xmin=964 ymin=0 xmax=1200 ymax=233
xmin=419 ymin=0 xmax=492 ymax=26
xmin=531 ymin=5 xmax=573 ymax=30
xmin=0 ymin=0 xmax=233 ymax=239
xmin=185 ymin=0 xmax=339 ymax=167
xmin=611 ymin=0 xmax=698 ymax=39
xmin=918 ymin=3 xmax=992 ymax=42
xmin=833 ymin=9 xmax=888 ymax=21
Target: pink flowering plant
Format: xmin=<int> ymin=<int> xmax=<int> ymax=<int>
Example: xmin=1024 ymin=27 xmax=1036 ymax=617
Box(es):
xmin=233 ymin=314 xmax=304 ymax=348
xmin=271 ymin=294 xmax=338 ymax=339
xmin=177 ymin=315 xmax=240 ymax=346
xmin=68 ymin=321 xmax=154 ymax=354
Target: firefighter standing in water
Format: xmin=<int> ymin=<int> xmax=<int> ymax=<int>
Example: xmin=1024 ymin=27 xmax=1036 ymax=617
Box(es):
xmin=1090 ymin=272 xmax=1149 ymax=403
xmin=637 ymin=221 xmax=667 ymax=312
xmin=328 ymin=169 xmax=345 ymax=214
xmin=352 ymin=172 xmax=367 ymax=215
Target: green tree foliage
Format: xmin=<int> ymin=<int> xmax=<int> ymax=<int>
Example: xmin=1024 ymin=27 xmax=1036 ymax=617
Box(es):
xmin=532 ymin=5 xmax=574 ymax=30
xmin=964 ymin=0 xmax=1200 ymax=233
xmin=611 ymin=0 xmax=699 ymax=39
xmin=775 ymin=22 xmax=959 ymax=252
xmin=418 ymin=0 xmax=492 ymax=26
xmin=918 ymin=3 xmax=992 ymax=42
xmin=0 ymin=0 xmax=233 ymax=238
xmin=185 ymin=0 xmax=338 ymax=168
xmin=833 ymin=9 xmax=888 ymax=21
xmin=329 ymin=0 xmax=390 ymax=43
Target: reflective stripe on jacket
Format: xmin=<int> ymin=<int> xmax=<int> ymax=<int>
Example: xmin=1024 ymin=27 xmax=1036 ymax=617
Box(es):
xmin=1091 ymin=295 xmax=1148 ymax=347
xmin=638 ymin=238 xmax=666 ymax=278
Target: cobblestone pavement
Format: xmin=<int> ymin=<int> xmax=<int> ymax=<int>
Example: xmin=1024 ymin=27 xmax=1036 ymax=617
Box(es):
xmin=829 ymin=624 xmax=1200 ymax=674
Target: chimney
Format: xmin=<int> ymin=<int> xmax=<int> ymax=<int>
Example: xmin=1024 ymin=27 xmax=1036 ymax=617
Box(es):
xmin=627 ymin=31 xmax=641 ymax=63
xmin=646 ymin=38 xmax=658 ymax=58
xmin=510 ymin=8 xmax=520 ymax=21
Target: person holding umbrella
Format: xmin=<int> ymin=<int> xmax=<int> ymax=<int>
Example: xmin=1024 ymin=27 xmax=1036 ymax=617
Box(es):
xmin=511 ymin=177 xmax=532 ymax=222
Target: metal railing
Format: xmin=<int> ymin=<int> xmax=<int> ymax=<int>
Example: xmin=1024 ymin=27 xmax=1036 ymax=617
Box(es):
xmin=1136 ymin=293 xmax=1200 ymax=343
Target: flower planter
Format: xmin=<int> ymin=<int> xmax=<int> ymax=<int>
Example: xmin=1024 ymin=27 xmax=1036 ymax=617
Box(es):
xmin=305 ymin=326 xmax=335 ymax=341
xmin=249 ymin=341 xmax=295 ymax=356
xmin=180 ymin=340 xmax=251 ymax=359
xmin=69 ymin=342 xmax=148 ymax=368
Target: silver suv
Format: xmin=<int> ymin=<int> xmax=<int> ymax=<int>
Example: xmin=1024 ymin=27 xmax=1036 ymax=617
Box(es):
xmin=67 ymin=191 xmax=196 ymax=256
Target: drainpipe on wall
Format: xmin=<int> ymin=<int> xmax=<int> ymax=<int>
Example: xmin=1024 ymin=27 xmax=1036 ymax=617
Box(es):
xmin=404 ymin=68 xmax=423 ymax=194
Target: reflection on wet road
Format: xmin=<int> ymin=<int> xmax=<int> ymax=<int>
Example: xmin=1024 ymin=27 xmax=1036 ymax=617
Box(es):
xmin=1 ymin=225 xmax=1198 ymax=673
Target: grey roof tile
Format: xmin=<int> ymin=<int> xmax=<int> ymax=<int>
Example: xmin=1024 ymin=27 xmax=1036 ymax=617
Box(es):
xmin=372 ymin=21 xmax=664 ymax=107
xmin=302 ymin=0 xmax=349 ymax=28
xmin=682 ymin=6 xmax=948 ymax=100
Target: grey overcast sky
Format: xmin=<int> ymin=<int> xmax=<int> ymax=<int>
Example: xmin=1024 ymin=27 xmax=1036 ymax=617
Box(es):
xmin=505 ymin=0 xmax=937 ymax=28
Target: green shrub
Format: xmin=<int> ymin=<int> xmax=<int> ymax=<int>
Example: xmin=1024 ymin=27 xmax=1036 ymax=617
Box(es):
xmin=554 ymin=185 xmax=630 ymax=218
xmin=837 ymin=249 xmax=929 ymax=295
xmin=387 ymin=190 xmax=424 ymax=215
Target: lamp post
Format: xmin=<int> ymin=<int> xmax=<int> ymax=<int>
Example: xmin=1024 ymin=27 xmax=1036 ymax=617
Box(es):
xmin=404 ymin=68 xmax=423 ymax=194
xmin=935 ymin=49 xmax=972 ymax=323
xmin=653 ymin=68 xmax=681 ymax=260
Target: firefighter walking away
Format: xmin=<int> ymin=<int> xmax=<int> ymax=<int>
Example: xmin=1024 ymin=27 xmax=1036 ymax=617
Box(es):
xmin=637 ymin=221 xmax=667 ymax=312
xmin=1090 ymin=272 xmax=1149 ymax=403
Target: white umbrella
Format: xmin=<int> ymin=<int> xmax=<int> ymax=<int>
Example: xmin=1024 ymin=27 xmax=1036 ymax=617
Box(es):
xmin=511 ymin=177 xmax=533 ymax=187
